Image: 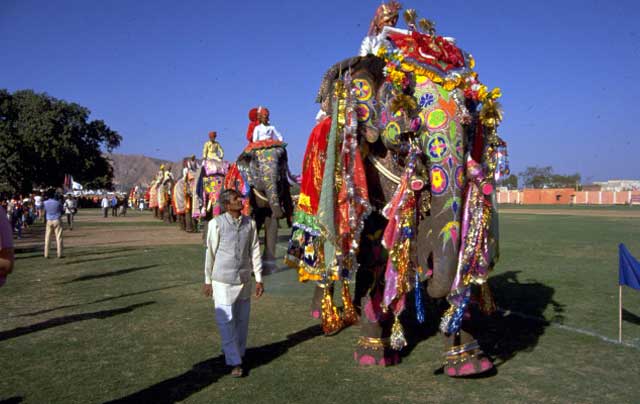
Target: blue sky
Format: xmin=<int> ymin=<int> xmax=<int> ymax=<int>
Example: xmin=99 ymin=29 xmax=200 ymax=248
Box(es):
xmin=2 ymin=0 xmax=639 ymax=183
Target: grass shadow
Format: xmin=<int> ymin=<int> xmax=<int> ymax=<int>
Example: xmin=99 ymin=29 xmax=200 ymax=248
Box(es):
xmin=0 ymin=397 xmax=24 ymax=404
xmin=480 ymin=270 xmax=563 ymax=366
xmin=62 ymin=252 xmax=139 ymax=266
xmin=17 ymin=284 xmax=195 ymax=317
xmin=399 ymin=270 xmax=561 ymax=369
xmin=0 ymin=302 xmax=155 ymax=342
xmin=67 ymin=247 xmax=139 ymax=258
xmin=622 ymin=308 xmax=640 ymax=326
xmin=104 ymin=324 xmax=323 ymax=403
xmin=63 ymin=265 xmax=158 ymax=284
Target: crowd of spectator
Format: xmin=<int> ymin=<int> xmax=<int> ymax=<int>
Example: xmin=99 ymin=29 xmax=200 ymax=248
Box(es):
xmin=1 ymin=190 xmax=143 ymax=242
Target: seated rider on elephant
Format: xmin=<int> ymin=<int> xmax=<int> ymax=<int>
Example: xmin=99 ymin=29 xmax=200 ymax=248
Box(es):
xmin=198 ymin=131 xmax=229 ymax=218
xmin=225 ymin=107 xmax=295 ymax=268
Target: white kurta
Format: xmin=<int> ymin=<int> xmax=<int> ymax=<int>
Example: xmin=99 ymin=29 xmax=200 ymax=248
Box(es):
xmin=252 ymin=124 xmax=283 ymax=142
xmin=204 ymin=213 xmax=263 ymax=304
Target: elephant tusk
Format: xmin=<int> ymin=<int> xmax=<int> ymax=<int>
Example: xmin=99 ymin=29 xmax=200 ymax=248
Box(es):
xmin=367 ymin=155 xmax=401 ymax=185
xmin=252 ymin=188 xmax=269 ymax=202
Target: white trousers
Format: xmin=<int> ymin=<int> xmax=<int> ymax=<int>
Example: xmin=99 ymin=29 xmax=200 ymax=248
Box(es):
xmin=214 ymin=297 xmax=250 ymax=366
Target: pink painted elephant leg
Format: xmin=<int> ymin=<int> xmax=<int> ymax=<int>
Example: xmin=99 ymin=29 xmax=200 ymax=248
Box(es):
xmin=443 ymin=320 xmax=493 ymax=377
xmin=354 ymin=295 xmax=399 ymax=367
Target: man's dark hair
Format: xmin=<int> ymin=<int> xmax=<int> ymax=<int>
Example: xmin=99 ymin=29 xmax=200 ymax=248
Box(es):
xmin=219 ymin=189 xmax=242 ymax=210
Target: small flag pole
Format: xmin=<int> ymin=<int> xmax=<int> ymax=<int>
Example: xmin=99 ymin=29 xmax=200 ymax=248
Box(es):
xmin=618 ymin=285 xmax=622 ymax=343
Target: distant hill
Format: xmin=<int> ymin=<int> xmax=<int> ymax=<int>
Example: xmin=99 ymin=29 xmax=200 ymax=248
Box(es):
xmin=107 ymin=153 xmax=182 ymax=191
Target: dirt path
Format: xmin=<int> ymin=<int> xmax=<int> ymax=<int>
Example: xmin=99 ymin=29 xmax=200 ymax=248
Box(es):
xmin=15 ymin=207 xmax=638 ymax=254
xmin=14 ymin=210 xmax=203 ymax=252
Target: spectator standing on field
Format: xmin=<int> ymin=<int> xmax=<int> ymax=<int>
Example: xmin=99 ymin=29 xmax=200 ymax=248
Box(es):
xmin=101 ymin=195 xmax=109 ymax=218
xmin=34 ymin=192 xmax=44 ymax=221
xmin=63 ymin=195 xmax=77 ymax=230
xmin=43 ymin=191 xmax=63 ymax=259
xmin=111 ymin=195 xmax=118 ymax=217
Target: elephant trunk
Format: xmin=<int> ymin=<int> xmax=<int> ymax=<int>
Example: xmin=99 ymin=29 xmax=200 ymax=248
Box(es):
xmin=253 ymin=147 xmax=287 ymax=219
xmin=417 ymin=194 xmax=461 ymax=299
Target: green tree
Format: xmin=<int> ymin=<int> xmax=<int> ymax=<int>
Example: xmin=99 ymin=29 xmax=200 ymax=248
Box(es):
xmin=0 ymin=89 xmax=121 ymax=194
xmin=498 ymin=174 xmax=518 ymax=189
xmin=519 ymin=166 xmax=581 ymax=189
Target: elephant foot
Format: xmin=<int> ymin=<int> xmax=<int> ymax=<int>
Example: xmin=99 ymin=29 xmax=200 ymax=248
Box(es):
xmin=442 ymin=336 xmax=493 ymax=377
xmin=354 ymin=337 xmax=399 ymax=366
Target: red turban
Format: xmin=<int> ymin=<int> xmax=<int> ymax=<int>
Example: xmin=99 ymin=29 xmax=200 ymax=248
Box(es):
xmin=248 ymin=108 xmax=258 ymax=122
xmin=246 ymin=108 xmax=259 ymax=143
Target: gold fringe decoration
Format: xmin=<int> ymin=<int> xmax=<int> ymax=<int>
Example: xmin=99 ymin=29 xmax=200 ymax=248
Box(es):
xmin=390 ymin=315 xmax=407 ymax=350
xmin=418 ymin=18 xmax=435 ymax=35
xmin=403 ymin=9 xmax=417 ymax=27
xmin=357 ymin=336 xmax=389 ymax=351
xmin=321 ymin=286 xmax=343 ymax=335
xmin=479 ymin=282 xmax=496 ymax=315
xmin=479 ymin=100 xmax=503 ymax=128
xmin=341 ymin=280 xmax=359 ymax=327
xmin=390 ymin=93 xmax=417 ymax=114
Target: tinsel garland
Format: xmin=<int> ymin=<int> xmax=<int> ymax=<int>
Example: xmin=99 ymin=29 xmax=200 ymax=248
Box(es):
xmin=379 ymin=145 xmax=422 ymax=349
xmin=341 ymin=280 xmax=359 ymax=327
xmin=335 ymin=70 xmax=372 ymax=281
xmin=415 ymin=271 xmax=425 ymax=324
xmin=441 ymin=158 xmax=493 ymax=334
xmin=321 ymin=285 xmax=342 ymax=335
xmin=390 ymin=315 xmax=407 ymax=350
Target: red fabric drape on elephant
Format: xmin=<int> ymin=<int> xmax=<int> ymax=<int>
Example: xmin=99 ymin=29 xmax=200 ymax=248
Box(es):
xmin=297 ymin=117 xmax=331 ymax=216
xmin=336 ymin=136 xmax=369 ymax=254
xmin=224 ymin=163 xmax=251 ymax=215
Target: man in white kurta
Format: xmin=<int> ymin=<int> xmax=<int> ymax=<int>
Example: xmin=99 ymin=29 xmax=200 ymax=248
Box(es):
xmin=252 ymin=107 xmax=283 ymax=142
xmin=203 ymin=189 xmax=264 ymax=377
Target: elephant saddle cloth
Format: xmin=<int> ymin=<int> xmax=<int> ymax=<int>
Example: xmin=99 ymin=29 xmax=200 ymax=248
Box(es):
xmin=298 ymin=117 xmax=331 ymax=216
xmin=240 ymin=139 xmax=286 ymax=156
xmin=386 ymin=29 xmax=467 ymax=73
xmin=286 ymin=118 xmax=332 ymax=279
xmin=203 ymin=159 xmax=229 ymax=176
xmin=149 ymin=186 xmax=158 ymax=208
xmin=202 ymin=176 xmax=224 ymax=216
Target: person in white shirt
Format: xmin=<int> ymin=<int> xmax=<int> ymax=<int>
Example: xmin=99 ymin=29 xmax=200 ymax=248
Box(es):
xmin=252 ymin=107 xmax=283 ymax=143
xmin=34 ymin=193 xmax=44 ymax=221
xmin=101 ymin=195 xmax=109 ymax=218
xmin=63 ymin=195 xmax=77 ymax=230
xmin=203 ymin=189 xmax=264 ymax=378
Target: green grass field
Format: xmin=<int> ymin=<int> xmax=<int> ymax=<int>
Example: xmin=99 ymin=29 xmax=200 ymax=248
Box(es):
xmin=1 ymin=208 xmax=639 ymax=403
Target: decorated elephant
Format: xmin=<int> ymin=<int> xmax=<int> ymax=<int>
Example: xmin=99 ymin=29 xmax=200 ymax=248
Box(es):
xmin=148 ymin=177 xmax=159 ymax=217
xmin=157 ymin=166 xmax=175 ymax=223
xmin=225 ymin=139 xmax=295 ymax=268
xmin=286 ymin=5 xmax=508 ymax=377
xmin=196 ymin=158 xmax=229 ymax=220
xmin=173 ymin=157 xmax=201 ymax=232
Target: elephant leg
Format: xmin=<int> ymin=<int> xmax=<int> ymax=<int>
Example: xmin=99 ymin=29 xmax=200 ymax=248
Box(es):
xmin=262 ymin=214 xmax=278 ymax=266
xmin=185 ymin=214 xmax=194 ymax=232
xmin=153 ymin=207 xmax=158 ymax=218
xmin=177 ymin=214 xmax=185 ymax=231
xmin=442 ymin=315 xmax=493 ymax=377
xmin=354 ymin=294 xmax=398 ymax=366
